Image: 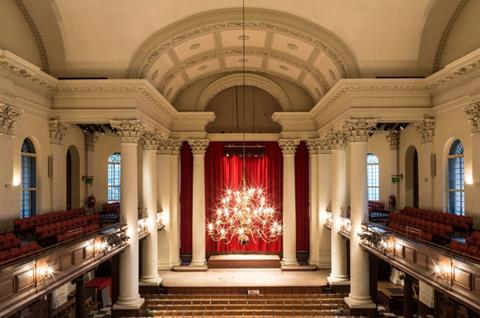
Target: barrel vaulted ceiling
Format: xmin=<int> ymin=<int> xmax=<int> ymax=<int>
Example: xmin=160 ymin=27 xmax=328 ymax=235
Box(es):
xmin=12 ymin=0 xmax=472 ymax=107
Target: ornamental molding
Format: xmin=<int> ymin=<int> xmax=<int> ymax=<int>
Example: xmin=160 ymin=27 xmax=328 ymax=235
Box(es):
xmin=196 ymin=73 xmax=292 ymax=111
xmin=306 ymin=138 xmax=331 ymax=154
xmin=343 ymin=118 xmax=377 ymax=143
xmin=141 ymin=131 xmax=161 ymax=150
xmin=306 ymin=138 xmax=319 ymax=155
xmin=157 ymin=138 xmax=173 ymax=155
xmin=0 ymin=103 xmax=22 ymax=136
xmin=278 ymin=138 xmax=300 ymax=155
xmin=48 ymin=119 xmax=68 ymax=145
xmin=385 ymin=130 xmax=400 ymax=151
xmin=110 ymin=119 xmax=145 ymax=144
xmin=188 ymin=139 xmax=209 ymax=156
xmin=14 ymin=0 xmax=50 ymax=73
xmin=325 ymin=129 xmax=348 ymax=150
xmin=169 ymin=139 xmax=183 ymax=155
xmin=463 ymin=101 xmax=480 ymax=135
xmin=415 ymin=117 xmax=436 ymax=143
xmin=84 ymin=132 xmax=100 ymax=151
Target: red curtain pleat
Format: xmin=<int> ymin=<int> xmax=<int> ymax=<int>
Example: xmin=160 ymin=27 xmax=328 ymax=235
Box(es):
xmin=179 ymin=142 xmax=193 ymax=255
xmin=204 ymin=141 xmax=283 ymax=254
xmin=294 ymin=141 xmax=310 ymax=253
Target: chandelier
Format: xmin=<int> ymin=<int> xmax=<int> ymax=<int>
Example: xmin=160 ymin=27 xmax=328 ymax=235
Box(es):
xmin=206 ymin=0 xmax=282 ymax=246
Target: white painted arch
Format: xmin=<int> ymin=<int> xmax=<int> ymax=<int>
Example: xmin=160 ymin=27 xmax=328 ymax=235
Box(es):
xmin=195 ymin=73 xmax=292 ymax=111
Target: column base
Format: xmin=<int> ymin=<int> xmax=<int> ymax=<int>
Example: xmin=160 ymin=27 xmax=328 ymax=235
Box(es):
xmin=113 ymin=296 xmax=145 ymax=310
xmin=281 ymin=258 xmax=298 ymax=266
xmin=308 ymin=257 xmax=320 ymax=267
xmin=344 ymin=295 xmax=376 ymax=309
xmin=190 ymin=259 xmax=207 ymax=267
xmin=157 ymin=262 xmax=173 ymax=270
xmin=316 ymin=261 xmax=331 ymax=270
xmin=327 ymin=275 xmax=349 ymax=285
xmin=139 ymin=276 xmax=162 ymax=286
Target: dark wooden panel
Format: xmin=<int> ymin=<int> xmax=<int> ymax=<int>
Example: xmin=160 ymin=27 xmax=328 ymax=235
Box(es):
xmin=73 ymin=248 xmax=84 ymax=264
xmin=416 ymin=252 xmax=428 ymax=268
xmin=474 ymin=276 xmax=480 ymax=293
xmin=454 ymin=267 xmax=472 ymax=290
xmin=405 ymin=247 xmax=415 ymax=263
xmin=395 ymin=244 xmax=404 ymax=258
xmin=61 ymin=253 xmax=72 ymax=270
xmin=0 ymin=277 xmax=14 ymax=300
xmin=16 ymin=270 xmax=34 ymax=291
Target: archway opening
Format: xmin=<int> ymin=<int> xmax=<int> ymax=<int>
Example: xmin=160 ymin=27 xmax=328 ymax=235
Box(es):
xmin=66 ymin=146 xmax=81 ymax=210
xmin=405 ymin=145 xmax=419 ymax=208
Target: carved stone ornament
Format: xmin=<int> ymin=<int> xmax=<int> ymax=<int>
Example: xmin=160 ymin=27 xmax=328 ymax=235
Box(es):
xmin=84 ymin=132 xmax=99 ymax=152
xmin=278 ymin=139 xmax=300 ymax=155
xmin=169 ymin=139 xmax=183 ymax=155
xmin=188 ymin=139 xmax=210 ymax=156
xmin=306 ymin=138 xmax=319 ymax=155
xmin=49 ymin=119 xmax=68 ymax=145
xmin=110 ymin=119 xmax=145 ymax=144
xmin=343 ymin=118 xmax=376 ymax=143
xmin=325 ymin=129 xmax=348 ymax=150
xmin=317 ymin=138 xmax=332 ymax=154
xmin=157 ymin=138 xmax=173 ymax=155
xmin=0 ymin=103 xmax=21 ymax=136
xmin=415 ymin=117 xmax=436 ymax=144
xmin=385 ymin=130 xmax=400 ymax=151
xmin=141 ymin=131 xmax=161 ymax=150
xmin=464 ymin=102 xmax=480 ymax=135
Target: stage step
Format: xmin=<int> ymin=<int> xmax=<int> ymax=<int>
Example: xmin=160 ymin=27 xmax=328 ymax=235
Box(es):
xmin=208 ymin=254 xmax=281 ymax=268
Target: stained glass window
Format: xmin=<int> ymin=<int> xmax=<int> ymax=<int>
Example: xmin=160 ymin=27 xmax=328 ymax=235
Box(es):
xmin=367 ymin=153 xmax=379 ymax=201
xmin=107 ymin=153 xmax=121 ymax=203
xmin=448 ymin=140 xmax=464 ymax=215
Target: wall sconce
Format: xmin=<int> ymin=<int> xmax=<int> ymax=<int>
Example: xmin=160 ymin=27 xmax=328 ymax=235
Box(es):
xmin=465 ymin=175 xmax=474 ymax=185
xmin=433 ymin=258 xmax=452 ymax=282
xmin=36 ymin=262 xmax=54 ymax=280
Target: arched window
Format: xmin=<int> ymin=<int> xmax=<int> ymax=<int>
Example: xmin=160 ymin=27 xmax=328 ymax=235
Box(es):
xmin=367 ymin=153 xmax=380 ymax=201
xmin=448 ymin=140 xmax=464 ymax=215
xmin=21 ymin=138 xmax=37 ymax=218
xmin=107 ymin=153 xmax=121 ymax=203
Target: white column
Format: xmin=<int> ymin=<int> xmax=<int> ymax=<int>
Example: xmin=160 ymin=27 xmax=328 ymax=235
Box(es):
xmin=415 ymin=117 xmax=435 ymax=209
xmin=156 ymin=139 xmax=172 ymax=269
xmin=110 ymin=119 xmax=144 ymax=310
xmin=188 ymin=139 xmax=209 ymax=267
xmin=317 ymin=139 xmax=332 ymax=269
xmin=344 ymin=118 xmax=376 ymax=309
xmin=306 ymin=139 xmax=320 ymax=266
xmin=84 ymin=132 xmax=99 ymax=209
xmin=140 ymin=131 xmax=161 ymax=285
xmin=278 ymin=138 xmax=299 ymax=266
xmin=465 ymin=102 xmax=480 ymax=227
xmin=385 ymin=130 xmax=400 ymax=210
xmin=327 ymin=130 xmax=348 ymax=283
xmin=169 ymin=140 xmax=182 ymax=266
xmin=49 ymin=120 xmax=68 ymax=211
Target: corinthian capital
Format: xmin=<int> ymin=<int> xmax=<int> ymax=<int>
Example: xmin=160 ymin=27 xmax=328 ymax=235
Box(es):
xmin=306 ymin=138 xmax=319 ymax=155
xmin=169 ymin=139 xmax=182 ymax=155
xmin=415 ymin=117 xmax=435 ymax=143
xmin=141 ymin=131 xmax=161 ymax=150
xmin=464 ymin=102 xmax=480 ymax=135
xmin=85 ymin=132 xmax=99 ymax=151
xmin=343 ymin=118 xmax=376 ymax=143
xmin=49 ymin=119 xmax=68 ymax=144
xmin=0 ymin=103 xmax=21 ymax=136
xmin=385 ymin=130 xmax=400 ymax=150
xmin=188 ymin=139 xmax=209 ymax=155
xmin=110 ymin=119 xmax=145 ymax=144
xmin=325 ymin=129 xmax=348 ymax=150
xmin=278 ymin=138 xmax=299 ymax=155
xmin=157 ymin=138 xmax=172 ymax=155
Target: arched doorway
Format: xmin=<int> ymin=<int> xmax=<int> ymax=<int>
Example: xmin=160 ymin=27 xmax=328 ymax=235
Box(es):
xmin=66 ymin=146 xmax=80 ymax=210
xmin=405 ymin=145 xmax=419 ymax=208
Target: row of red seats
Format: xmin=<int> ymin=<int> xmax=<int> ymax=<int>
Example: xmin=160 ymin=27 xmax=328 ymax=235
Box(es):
xmin=389 ymin=213 xmax=452 ymax=238
xmin=103 ymin=202 xmax=120 ymax=213
xmin=402 ymin=207 xmax=473 ymax=231
xmin=388 ymin=222 xmax=434 ymax=242
xmin=466 ymin=231 xmax=480 ymax=247
xmin=0 ymin=232 xmax=21 ymax=251
xmin=0 ymin=242 xmax=41 ymax=263
xmin=36 ymin=214 xmax=100 ymax=240
xmin=57 ymin=224 xmax=100 ymax=242
xmin=368 ymin=200 xmax=385 ymax=211
xmin=14 ymin=208 xmax=85 ymax=233
xmin=449 ymin=240 xmax=480 ymax=259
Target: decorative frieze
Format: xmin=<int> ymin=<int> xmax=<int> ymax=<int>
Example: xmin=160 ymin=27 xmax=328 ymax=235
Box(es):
xmin=188 ymin=139 xmax=209 ymax=156
xmin=343 ymin=118 xmax=376 ymax=143
xmin=109 ymin=119 xmax=145 ymax=144
xmin=48 ymin=119 xmax=68 ymax=145
xmin=278 ymin=138 xmax=300 ymax=155
xmin=415 ymin=117 xmax=436 ymax=144
xmin=385 ymin=130 xmax=400 ymax=151
xmin=141 ymin=131 xmax=161 ymax=150
xmin=325 ymin=129 xmax=348 ymax=150
xmin=0 ymin=103 xmax=21 ymax=136
xmin=84 ymin=132 xmax=99 ymax=152
xmin=464 ymin=102 xmax=480 ymax=135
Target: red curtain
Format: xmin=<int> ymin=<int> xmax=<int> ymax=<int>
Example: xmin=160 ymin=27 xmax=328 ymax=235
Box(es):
xmin=295 ymin=141 xmax=310 ymax=253
xmin=180 ymin=142 xmax=193 ymax=255
xmin=205 ymin=142 xmax=283 ymax=254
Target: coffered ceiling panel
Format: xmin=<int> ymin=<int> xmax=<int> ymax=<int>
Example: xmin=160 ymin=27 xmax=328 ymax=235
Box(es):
xmin=266 ymin=59 xmax=302 ymax=80
xmin=224 ymin=55 xmax=263 ymax=69
xmin=173 ymin=33 xmax=216 ymax=62
xmin=163 ymin=73 xmax=185 ymax=100
xmin=314 ymin=52 xmax=340 ymax=86
xmin=147 ymin=53 xmax=175 ymax=85
xmin=184 ymin=58 xmax=221 ymax=79
xmin=270 ymin=33 xmax=314 ymax=62
xmin=302 ymin=74 xmax=324 ymax=99
xmin=220 ymin=29 xmax=268 ymax=48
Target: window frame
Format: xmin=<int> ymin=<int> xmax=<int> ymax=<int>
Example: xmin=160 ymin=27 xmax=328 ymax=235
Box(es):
xmin=20 ymin=138 xmax=37 ymax=218
xmin=447 ymin=140 xmax=465 ymax=215
xmin=107 ymin=152 xmax=121 ymax=203
xmin=367 ymin=153 xmax=380 ymax=201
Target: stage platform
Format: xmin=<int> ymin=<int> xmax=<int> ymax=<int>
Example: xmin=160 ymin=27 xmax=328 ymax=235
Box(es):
xmin=208 ymin=254 xmax=281 ymax=268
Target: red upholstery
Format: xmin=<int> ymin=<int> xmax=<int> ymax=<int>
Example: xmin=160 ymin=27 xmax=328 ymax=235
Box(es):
xmin=14 ymin=208 xmax=86 ymax=233
xmin=401 ymin=207 xmax=473 ymax=231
